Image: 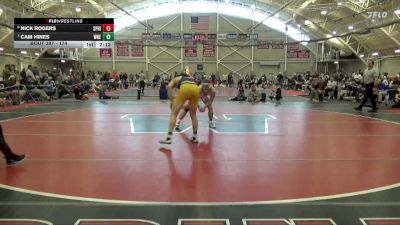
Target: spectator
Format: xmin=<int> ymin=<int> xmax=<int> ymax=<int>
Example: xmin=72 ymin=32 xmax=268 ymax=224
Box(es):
xmin=230 ymin=84 xmax=247 ymax=101
xmin=354 ymin=60 xmax=379 ymax=112
xmin=247 ymin=84 xmax=261 ymax=103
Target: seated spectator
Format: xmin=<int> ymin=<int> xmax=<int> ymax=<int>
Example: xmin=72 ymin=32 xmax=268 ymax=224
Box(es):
xmin=247 ymin=84 xmax=261 ymax=103
xmin=269 ymin=83 xmax=282 ymax=102
xmin=95 ymin=82 xmax=119 ymax=99
xmin=394 ymin=89 xmax=400 ymax=107
xmin=310 ymin=74 xmax=325 ymax=102
xmin=326 ymin=78 xmax=337 ymax=99
xmin=230 ymin=84 xmax=247 ymax=101
xmin=43 ymin=77 xmax=56 ymax=98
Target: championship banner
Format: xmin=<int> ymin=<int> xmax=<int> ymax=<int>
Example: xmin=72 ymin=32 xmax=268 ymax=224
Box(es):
xmin=99 ymin=48 xmax=112 ymax=58
xmin=287 ymin=43 xmax=299 ymax=50
xmin=194 ymin=33 xmax=206 ymax=40
xmin=131 ymin=40 xmax=144 ymax=57
xmin=287 ymin=50 xmax=298 ymax=58
xmin=185 ymin=40 xmax=197 ymax=57
xmin=257 ymin=40 xmax=269 ymax=49
xmin=162 ymin=33 xmax=172 ymax=40
xmin=297 ymin=49 xmax=310 ymax=58
xmin=271 ymin=41 xmax=284 ymax=49
xmin=116 ymin=41 xmax=129 ymax=56
xmin=203 ymin=40 xmax=215 ymax=57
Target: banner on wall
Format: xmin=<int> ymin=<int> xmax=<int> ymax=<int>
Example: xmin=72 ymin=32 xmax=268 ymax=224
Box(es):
xmin=287 ymin=43 xmax=299 ymax=50
xmin=227 ymin=33 xmax=237 ymax=40
xmin=183 ymin=33 xmax=193 ymax=39
xmin=131 ymin=40 xmax=144 ymax=57
xmin=287 ymin=49 xmax=310 ymax=58
xmin=297 ymin=49 xmax=310 ymax=58
xmin=173 ymin=33 xmax=182 ymax=40
xmin=194 ymin=33 xmax=206 ymax=40
xmin=249 ymin=33 xmax=258 ymax=40
xmin=271 ymin=41 xmax=284 ymax=49
xmin=257 ymin=40 xmax=269 ymax=49
xmin=203 ymin=40 xmax=215 ymax=57
xmin=185 ymin=41 xmax=197 ymax=57
xmin=217 ymin=33 xmax=226 ymax=39
xmin=207 ymin=33 xmax=217 ymax=39
xmin=287 ymin=50 xmax=298 ymax=58
xmin=238 ymin=33 xmax=248 ymax=40
xmin=99 ymin=48 xmax=112 ymax=58
xmin=162 ymin=33 xmax=172 ymax=40
xmin=116 ymin=41 xmax=129 ymax=56
xmin=152 ymin=33 xmax=162 ymax=39
xmin=142 ymin=33 xmax=151 ymax=39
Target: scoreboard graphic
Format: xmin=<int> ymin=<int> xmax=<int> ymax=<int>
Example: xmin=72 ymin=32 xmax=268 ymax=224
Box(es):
xmin=14 ymin=18 xmax=114 ymax=49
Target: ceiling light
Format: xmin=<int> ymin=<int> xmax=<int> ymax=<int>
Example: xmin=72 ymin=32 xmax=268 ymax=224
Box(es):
xmin=321 ymin=10 xmax=327 ymax=15
xmin=61 ymin=59 xmax=66 ymax=63
xmin=334 ymin=61 xmax=339 ymax=64
xmin=304 ymin=20 xmax=312 ymax=26
xmin=348 ymin=25 xmax=354 ymax=30
xmin=34 ymin=52 xmax=40 ymax=56
xmin=395 ymin=9 xmax=400 ymax=15
xmin=75 ymin=7 xmax=81 ymax=12
xmin=0 ymin=8 xmax=3 ymax=16
xmin=54 ymin=49 xmax=60 ymax=54
xmin=360 ymin=54 xmax=364 ymax=58
xmin=53 ymin=67 xmax=57 ymax=70
xmin=297 ymin=24 xmax=301 ymax=28
xmin=337 ymin=2 xmax=342 ymax=6
xmin=372 ymin=52 xmax=379 ymax=56
xmin=60 ymin=0 xmax=64 ymax=2
xmin=69 ymin=68 xmax=73 ymax=72
xmin=0 ymin=47 xmax=4 ymax=51
xmin=395 ymin=49 xmax=400 ymax=53
xmin=20 ymin=50 xmax=27 ymax=54
xmin=332 ymin=31 xmax=337 ymax=35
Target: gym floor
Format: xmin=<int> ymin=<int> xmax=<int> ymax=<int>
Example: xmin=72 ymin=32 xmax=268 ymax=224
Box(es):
xmin=1 ymin=87 xmax=400 ymax=225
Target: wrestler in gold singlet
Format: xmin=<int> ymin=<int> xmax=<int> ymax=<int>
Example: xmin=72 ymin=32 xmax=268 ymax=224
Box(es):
xmin=159 ymin=67 xmax=200 ymax=144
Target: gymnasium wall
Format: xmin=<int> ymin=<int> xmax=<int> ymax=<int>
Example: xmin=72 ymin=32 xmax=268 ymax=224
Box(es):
xmin=339 ymin=57 xmax=400 ymax=75
xmin=82 ymin=13 xmax=316 ymax=78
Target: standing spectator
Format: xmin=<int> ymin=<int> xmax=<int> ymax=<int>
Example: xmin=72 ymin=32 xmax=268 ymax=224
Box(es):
xmin=26 ymin=65 xmax=36 ymax=84
xmin=139 ymin=70 xmax=146 ymax=94
xmin=2 ymin=64 xmax=12 ymax=85
xmin=277 ymin=72 xmax=284 ymax=87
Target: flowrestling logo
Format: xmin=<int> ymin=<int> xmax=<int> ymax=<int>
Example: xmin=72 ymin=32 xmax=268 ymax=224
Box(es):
xmin=367 ymin=11 xmax=388 ymax=19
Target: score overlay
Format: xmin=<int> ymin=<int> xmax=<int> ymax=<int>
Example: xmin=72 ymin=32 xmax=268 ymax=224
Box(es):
xmin=14 ymin=18 xmax=114 ymax=49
